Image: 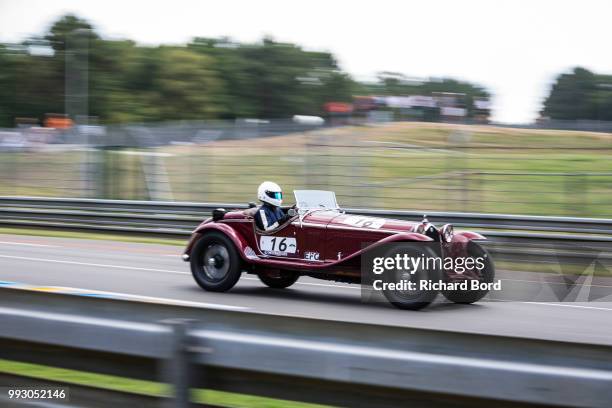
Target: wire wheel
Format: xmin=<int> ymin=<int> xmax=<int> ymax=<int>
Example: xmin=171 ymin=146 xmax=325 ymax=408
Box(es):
xmin=202 ymin=244 xmax=230 ymax=281
xmin=190 ymin=232 xmax=243 ymax=292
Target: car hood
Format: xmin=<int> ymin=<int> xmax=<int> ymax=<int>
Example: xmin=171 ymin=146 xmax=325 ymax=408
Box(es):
xmin=224 ymin=209 xmax=423 ymax=233
xmin=305 ymin=211 xmax=419 ymax=233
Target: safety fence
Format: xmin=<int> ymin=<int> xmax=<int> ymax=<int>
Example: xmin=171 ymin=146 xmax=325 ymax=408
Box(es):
xmin=1 ymin=121 xmax=612 ymax=217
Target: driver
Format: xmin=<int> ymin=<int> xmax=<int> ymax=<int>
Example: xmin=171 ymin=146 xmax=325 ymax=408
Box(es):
xmin=255 ymin=181 xmax=290 ymax=231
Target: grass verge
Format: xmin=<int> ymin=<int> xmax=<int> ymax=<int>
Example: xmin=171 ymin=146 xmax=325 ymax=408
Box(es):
xmin=0 ymin=227 xmax=186 ymax=246
xmin=0 ymin=359 xmax=331 ymax=408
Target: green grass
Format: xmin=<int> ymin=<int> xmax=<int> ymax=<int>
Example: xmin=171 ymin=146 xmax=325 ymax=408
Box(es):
xmin=158 ymin=123 xmax=612 ymax=215
xmin=0 ymin=359 xmax=332 ymax=408
xmin=0 ymin=227 xmax=186 ymax=246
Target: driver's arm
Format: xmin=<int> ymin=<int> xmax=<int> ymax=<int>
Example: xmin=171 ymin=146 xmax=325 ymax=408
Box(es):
xmin=278 ymin=206 xmax=296 ymax=224
xmin=257 ymin=208 xmax=279 ymax=231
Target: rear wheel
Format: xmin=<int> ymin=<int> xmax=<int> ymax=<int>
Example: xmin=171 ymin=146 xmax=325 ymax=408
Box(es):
xmin=258 ymin=270 xmax=299 ymax=288
xmin=190 ymin=232 xmax=242 ymax=292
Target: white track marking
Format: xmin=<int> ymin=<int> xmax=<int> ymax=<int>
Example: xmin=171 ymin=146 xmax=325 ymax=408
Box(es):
xmin=0 ymin=254 xmax=189 ymax=275
xmin=501 ymin=278 xmax=612 ymax=289
xmin=0 ymin=241 xmax=58 ymax=248
xmin=523 ymin=302 xmax=612 ymax=311
xmin=489 ymin=298 xmax=612 ymax=311
xmin=36 ymin=285 xmax=249 ymax=311
xmin=3 ymin=254 xmax=610 ymax=301
xmin=0 ymin=254 xmax=361 ymax=290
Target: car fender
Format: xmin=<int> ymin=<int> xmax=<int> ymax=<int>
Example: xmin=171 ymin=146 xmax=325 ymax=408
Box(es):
xmin=454 ymin=231 xmax=486 ymax=241
xmin=190 ymin=222 xmax=250 ymax=260
xmin=379 ymin=232 xmax=433 ymax=244
xmin=359 ymin=231 xmax=433 ymax=254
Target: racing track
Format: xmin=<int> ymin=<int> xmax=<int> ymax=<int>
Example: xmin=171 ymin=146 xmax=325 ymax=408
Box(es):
xmin=1 ymin=233 xmax=611 ymax=346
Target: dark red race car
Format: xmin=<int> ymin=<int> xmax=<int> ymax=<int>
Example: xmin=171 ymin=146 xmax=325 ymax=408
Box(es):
xmin=183 ymin=190 xmax=495 ymax=309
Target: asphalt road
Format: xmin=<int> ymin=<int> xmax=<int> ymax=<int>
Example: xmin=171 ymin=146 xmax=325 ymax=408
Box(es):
xmin=1 ymin=233 xmax=611 ymax=345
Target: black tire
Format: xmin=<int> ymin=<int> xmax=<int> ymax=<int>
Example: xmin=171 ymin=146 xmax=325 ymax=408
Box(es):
xmin=190 ymin=232 xmax=243 ymax=292
xmin=441 ymin=241 xmax=495 ymax=304
xmin=379 ymin=244 xmax=440 ymax=310
xmin=257 ymin=270 xmax=300 ymax=289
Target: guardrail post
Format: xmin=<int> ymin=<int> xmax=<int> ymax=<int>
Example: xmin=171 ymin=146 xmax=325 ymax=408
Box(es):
xmin=162 ymin=319 xmax=196 ymax=408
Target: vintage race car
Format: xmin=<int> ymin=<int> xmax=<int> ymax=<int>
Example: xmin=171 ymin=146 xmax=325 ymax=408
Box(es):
xmin=183 ymin=190 xmax=495 ymax=309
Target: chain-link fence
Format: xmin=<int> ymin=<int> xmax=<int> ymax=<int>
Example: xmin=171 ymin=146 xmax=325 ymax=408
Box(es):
xmin=1 ymin=121 xmax=611 ymax=217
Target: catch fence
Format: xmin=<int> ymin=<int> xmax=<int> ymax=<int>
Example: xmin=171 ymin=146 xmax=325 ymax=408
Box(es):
xmin=1 ymin=121 xmax=611 ymax=217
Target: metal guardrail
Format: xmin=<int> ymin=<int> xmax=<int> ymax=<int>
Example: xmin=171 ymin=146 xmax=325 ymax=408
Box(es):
xmin=1 ymin=196 xmax=612 ymax=266
xmin=1 ymin=286 xmax=612 ymax=407
xmin=2 ymin=196 xmax=612 ymax=236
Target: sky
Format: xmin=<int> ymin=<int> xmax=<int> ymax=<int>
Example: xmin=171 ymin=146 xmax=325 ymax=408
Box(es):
xmin=1 ymin=0 xmax=611 ymax=123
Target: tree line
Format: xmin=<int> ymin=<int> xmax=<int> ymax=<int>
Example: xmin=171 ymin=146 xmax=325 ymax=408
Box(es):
xmin=0 ymin=14 xmax=497 ymax=127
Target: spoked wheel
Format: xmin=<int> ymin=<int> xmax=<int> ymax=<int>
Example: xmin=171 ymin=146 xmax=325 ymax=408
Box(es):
xmin=441 ymin=241 xmax=495 ymax=304
xmin=203 ymin=244 xmax=230 ymax=281
xmin=258 ymin=270 xmax=299 ymax=289
xmin=190 ymin=232 xmax=242 ymax=292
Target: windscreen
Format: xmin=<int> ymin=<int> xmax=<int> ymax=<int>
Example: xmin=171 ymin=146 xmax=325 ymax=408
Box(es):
xmin=294 ymin=190 xmax=339 ymax=210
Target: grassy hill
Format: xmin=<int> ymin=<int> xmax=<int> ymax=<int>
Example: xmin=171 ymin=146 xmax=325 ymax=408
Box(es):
xmin=1 ymin=122 xmax=611 ymax=217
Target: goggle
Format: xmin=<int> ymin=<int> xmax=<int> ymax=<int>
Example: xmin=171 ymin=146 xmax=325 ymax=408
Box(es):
xmin=266 ymin=191 xmax=282 ymax=200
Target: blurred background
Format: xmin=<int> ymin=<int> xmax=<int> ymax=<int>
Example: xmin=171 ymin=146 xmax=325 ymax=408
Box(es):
xmin=0 ymin=7 xmax=611 ymax=217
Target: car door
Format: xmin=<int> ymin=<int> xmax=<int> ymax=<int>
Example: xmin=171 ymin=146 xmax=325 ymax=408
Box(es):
xmin=297 ymin=211 xmax=337 ymax=263
xmin=291 ymin=217 xmax=327 ymax=263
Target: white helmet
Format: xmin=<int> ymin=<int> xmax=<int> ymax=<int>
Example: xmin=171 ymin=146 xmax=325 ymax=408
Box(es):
xmin=257 ymin=181 xmax=283 ymax=207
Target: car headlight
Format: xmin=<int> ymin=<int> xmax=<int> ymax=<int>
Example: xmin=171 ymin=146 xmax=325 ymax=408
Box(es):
xmin=416 ymin=222 xmax=439 ymax=240
xmin=441 ymin=224 xmax=454 ymax=243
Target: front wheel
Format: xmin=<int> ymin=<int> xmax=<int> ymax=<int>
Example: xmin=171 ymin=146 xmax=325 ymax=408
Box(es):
xmin=441 ymin=241 xmax=495 ymax=304
xmin=258 ymin=270 xmax=299 ymax=288
xmin=379 ymin=244 xmax=440 ymax=310
xmin=190 ymin=232 xmax=243 ymax=292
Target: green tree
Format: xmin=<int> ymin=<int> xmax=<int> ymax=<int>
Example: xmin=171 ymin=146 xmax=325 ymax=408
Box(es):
xmin=88 ymin=40 xmax=160 ymax=123
xmin=0 ymin=45 xmax=16 ymax=126
xmin=0 ymin=13 xmax=493 ymax=126
xmin=152 ymin=47 xmax=224 ymax=120
xmin=542 ymin=67 xmax=612 ymax=120
xmin=189 ymin=37 xmax=356 ymax=118
xmin=542 ymin=67 xmax=598 ymax=120
xmin=0 ymin=14 xmax=98 ymax=126
xmin=0 ymin=44 xmax=62 ymax=126
xmin=45 ymin=14 xmax=98 ymax=52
